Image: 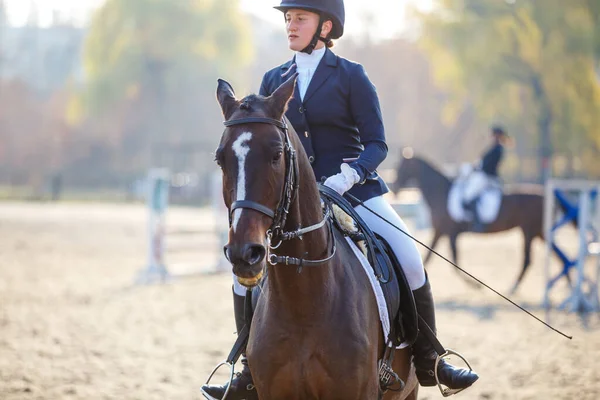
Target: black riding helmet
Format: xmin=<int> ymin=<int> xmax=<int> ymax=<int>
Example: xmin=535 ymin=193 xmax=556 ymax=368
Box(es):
xmin=275 ymin=0 xmax=345 ymax=54
xmin=491 ymin=125 xmax=509 ymax=137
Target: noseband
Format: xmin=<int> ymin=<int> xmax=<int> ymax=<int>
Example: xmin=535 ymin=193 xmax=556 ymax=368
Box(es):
xmin=222 ymin=116 xmax=335 ymax=269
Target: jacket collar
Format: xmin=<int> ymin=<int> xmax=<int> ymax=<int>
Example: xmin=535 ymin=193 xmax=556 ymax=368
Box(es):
xmin=280 ymin=48 xmax=337 ymax=104
xmin=280 ymin=47 xmax=338 ymax=73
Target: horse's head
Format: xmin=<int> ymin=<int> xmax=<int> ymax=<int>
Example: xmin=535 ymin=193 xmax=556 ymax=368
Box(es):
xmin=393 ymin=147 xmax=420 ymax=192
xmin=215 ymin=74 xmax=298 ymax=288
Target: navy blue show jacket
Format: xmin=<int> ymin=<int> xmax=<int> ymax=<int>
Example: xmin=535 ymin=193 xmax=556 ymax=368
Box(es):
xmin=481 ymin=143 xmax=504 ymax=177
xmin=259 ymin=48 xmax=389 ymax=203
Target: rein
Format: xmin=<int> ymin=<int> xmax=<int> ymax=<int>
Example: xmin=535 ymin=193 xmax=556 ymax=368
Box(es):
xmin=223 ymin=116 xmax=336 ymax=270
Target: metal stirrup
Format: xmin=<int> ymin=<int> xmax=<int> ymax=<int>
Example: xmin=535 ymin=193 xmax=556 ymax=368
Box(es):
xmin=203 ymin=361 xmax=235 ymax=400
xmin=434 ymin=349 xmax=475 ymax=397
xmin=416 ymin=314 xmax=475 ymax=397
xmin=203 ymin=293 xmax=253 ymax=400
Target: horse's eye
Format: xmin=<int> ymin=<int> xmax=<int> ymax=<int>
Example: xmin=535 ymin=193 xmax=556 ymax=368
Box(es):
xmin=272 ymin=151 xmax=283 ymax=163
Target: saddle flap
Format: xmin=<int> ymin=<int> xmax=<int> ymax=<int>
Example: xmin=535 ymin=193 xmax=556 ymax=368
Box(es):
xmin=374 ymin=235 xmax=419 ymax=347
xmin=371 ymin=241 xmax=402 ymax=346
xmin=318 ymin=184 xmax=394 ymax=283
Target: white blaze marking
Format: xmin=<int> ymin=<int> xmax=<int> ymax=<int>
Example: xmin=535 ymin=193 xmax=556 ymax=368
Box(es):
xmin=232 ymin=132 xmax=252 ymax=231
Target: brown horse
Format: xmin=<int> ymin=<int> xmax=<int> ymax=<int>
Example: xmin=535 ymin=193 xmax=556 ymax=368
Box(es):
xmin=392 ymin=154 xmax=547 ymax=294
xmin=215 ymin=75 xmax=418 ymax=399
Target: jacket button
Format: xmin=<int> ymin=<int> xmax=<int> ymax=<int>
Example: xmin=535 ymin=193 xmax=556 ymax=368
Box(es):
xmin=308 ymin=156 xmax=315 ymax=163
xmin=304 ymin=131 xmax=309 ymax=138
xmin=299 ymin=106 xmax=304 ymax=113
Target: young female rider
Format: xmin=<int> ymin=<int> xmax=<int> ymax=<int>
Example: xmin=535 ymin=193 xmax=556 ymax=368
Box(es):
xmin=202 ymin=1 xmax=478 ymax=398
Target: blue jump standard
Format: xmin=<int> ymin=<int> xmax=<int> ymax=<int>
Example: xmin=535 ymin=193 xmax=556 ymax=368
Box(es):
xmin=546 ymin=188 xmax=598 ymax=311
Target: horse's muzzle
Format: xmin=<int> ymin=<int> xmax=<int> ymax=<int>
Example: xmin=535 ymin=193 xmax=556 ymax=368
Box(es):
xmin=224 ymin=243 xmax=266 ymax=287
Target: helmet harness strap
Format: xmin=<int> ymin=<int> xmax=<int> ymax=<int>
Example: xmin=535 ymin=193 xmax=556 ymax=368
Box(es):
xmin=300 ymin=14 xmax=330 ymax=54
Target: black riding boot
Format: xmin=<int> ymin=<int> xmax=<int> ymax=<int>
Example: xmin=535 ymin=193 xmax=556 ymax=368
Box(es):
xmin=201 ymin=290 xmax=258 ymax=400
xmin=412 ymin=278 xmax=479 ymax=389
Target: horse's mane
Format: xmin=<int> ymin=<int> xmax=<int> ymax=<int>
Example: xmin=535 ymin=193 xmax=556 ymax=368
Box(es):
xmin=412 ymin=155 xmax=451 ymax=185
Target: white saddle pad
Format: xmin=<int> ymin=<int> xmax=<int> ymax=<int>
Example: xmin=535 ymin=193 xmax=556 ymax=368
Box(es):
xmin=345 ymin=237 xmax=408 ymax=349
xmin=448 ymin=181 xmax=502 ymax=224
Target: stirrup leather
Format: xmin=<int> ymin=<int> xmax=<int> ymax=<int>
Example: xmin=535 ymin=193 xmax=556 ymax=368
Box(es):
xmin=434 ymin=349 xmax=474 ymax=397
xmin=202 ymin=290 xmax=253 ymax=399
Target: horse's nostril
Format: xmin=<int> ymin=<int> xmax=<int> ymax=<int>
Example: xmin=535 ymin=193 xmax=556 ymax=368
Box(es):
xmin=243 ymin=244 xmax=266 ymax=265
xmin=223 ymin=245 xmax=232 ymax=262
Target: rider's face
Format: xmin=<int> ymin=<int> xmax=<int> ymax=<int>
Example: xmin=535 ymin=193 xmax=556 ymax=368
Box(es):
xmin=285 ymin=9 xmax=331 ymax=51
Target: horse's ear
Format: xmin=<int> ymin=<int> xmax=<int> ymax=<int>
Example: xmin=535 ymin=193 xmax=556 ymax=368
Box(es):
xmin=216 ymin=79 xmax=239 ymax=120
xmin=267 ymin=73 xmax=298 ymax=119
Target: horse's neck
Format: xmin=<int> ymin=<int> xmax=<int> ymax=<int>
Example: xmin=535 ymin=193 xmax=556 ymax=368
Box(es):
xmin=416 ymin=160 xmax=451 ymax=210
xmin=267 ymin=160 xmax=334 ymax=318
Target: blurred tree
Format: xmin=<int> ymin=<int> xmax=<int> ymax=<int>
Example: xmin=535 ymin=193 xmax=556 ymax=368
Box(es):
xmin=0 ymin=80 xmax=70 ymax=189
xmin=417 ymin=0 xmax=600 ymax=181
xmin=69 ymin=0 xmax=252 ymax=172
xmin=338 ymin=37 xmax=452 ymax=166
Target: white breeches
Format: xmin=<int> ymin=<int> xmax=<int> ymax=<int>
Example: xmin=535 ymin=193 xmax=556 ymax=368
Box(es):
xmin=462 ymin=171 xmax=489 ymax=203
xmin=354 ymin=195 xmax=426 ymax=290
xmin=233 ymin=195 xmax=427 ymax=296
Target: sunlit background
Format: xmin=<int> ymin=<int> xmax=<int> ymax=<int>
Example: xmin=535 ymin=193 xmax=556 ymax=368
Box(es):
xmin=1 ymin=0 xmax=597 ymax=202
